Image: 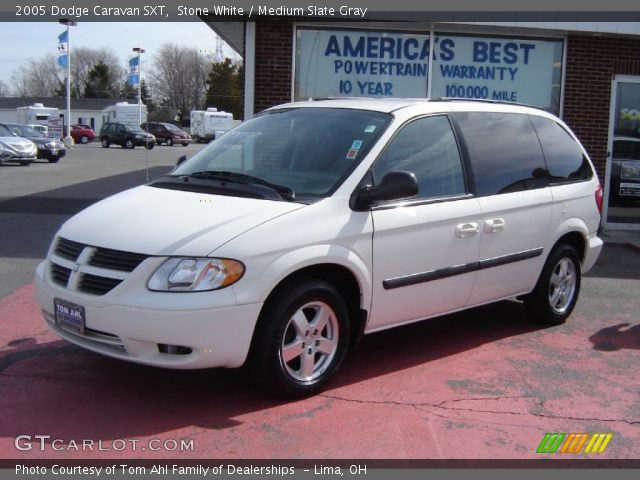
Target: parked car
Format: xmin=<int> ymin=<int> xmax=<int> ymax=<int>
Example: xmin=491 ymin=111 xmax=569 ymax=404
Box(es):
xmin=100 ymin=122 xmax=155 ymax=149
xmin=35 ymin=99 xmax=603 ymax=397
xmin=1 ymin=123 xmax=66 ymax=163
xmin=0 ymin=124 xmax=37 ymax=166
xmin=28 ymin=124 xmax=48 ymax=137
xmin=141 ymin=122 xmax=191 ymax=146
xmin=607 ymin=136 xmax=640 ymax=209
xmin=71 ymin=124 xmax=95 ymax=144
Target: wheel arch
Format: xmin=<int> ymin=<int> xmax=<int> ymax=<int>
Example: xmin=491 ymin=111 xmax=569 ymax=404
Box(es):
xmin=548 ymin=218 xmax=589 ymax=264
xmin=253 ymin=260 xmax=369 ymax=347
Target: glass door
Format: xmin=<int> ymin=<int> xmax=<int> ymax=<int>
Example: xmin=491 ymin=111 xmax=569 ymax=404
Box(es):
xmin=604 ymin=76 xmax=640 ymax=229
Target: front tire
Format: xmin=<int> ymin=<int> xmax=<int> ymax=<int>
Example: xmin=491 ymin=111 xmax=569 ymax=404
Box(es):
xmin=524 ymin=244 xmax=581 ymax=325
xmin=249 ymin=278 xmax=350 ymax=398
xmin=80 ymin=135 xmax=89 ymax=144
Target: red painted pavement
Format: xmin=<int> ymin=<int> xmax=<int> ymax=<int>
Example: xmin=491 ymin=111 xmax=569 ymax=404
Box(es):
xmin=0 ymin=283 xmax=638 ymax=460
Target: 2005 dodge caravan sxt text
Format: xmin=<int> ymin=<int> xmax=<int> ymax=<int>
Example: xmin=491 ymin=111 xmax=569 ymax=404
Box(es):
xmin=35 ymin=99 xmax=603 ymax=397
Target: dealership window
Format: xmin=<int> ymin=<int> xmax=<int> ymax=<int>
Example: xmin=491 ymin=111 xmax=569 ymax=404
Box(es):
xmin=295 ymin=27 xmax=564 ymax=114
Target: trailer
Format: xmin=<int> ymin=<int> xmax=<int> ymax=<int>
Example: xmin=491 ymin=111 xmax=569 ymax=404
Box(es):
xmin=16 ymin=103 xmax=61 ymax=138
xmin=190 ymin=108 xmax=234 ymax=143
xmin=101 ymin=102 xmax=147 ymax=126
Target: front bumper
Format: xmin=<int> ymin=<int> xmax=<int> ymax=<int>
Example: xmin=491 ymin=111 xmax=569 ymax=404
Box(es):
xmin=37 ymin=147 xmax=66 ymax=160
xmin=0 ymin=153 xmax=36 ymax=164
xmin=34 ymin=260 xmax=262 ymax=369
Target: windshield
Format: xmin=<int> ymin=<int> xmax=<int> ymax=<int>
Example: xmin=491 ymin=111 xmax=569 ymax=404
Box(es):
xmin=172 ymin=108 xmax=391 ymax=197
xmin=165 ymin=124 xmax=183 ymax=132
xmin=0 ymin=125 xmax=12 ymax=136
xmin=125 ymin=125 xmax=145 ymax=133
xmin=9 ymin=125 xmax=39 ymax=137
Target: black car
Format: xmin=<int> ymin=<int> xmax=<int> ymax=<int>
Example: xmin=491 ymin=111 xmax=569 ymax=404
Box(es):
xmin=0 ymin=123 xmax=66 ymax=163
xmin=140 ymin=122 xmax=191 ymax=146
xmin=100 ymin=122 xmax=155 ymax=149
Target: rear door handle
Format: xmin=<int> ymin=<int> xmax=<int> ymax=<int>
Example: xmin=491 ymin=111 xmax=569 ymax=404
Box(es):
xmin=484 ymin=218 xmax=505 ymax=233
xmin=456 ymin=222 xmax=479 ymax=238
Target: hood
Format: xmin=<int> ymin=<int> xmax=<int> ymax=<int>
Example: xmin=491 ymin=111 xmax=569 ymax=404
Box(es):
xmin=0 ymin=136 xmax=34 ymax=147
xmin=58 ymin=185 xmax=305 ymax=257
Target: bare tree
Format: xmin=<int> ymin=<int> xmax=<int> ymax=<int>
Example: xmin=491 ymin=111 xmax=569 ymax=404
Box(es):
xmin=150 ymin=43 xmax=209 ymax=119
xmin=10 ymin=54 xmax=63 ymax=97
xmin=0 ymin=79 xmax=10 ymax=96
xmin=10 ymin=48 xmax=124 ymax=98
xmin=71 ymin=47 xmax=124 ymax=97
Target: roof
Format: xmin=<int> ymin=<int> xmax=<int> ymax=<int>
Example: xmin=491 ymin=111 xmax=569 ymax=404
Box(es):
xmin=267 ymin=97 xmax=553 ymax=117
xmin=0 ymin=97 xmax=121 ymax=111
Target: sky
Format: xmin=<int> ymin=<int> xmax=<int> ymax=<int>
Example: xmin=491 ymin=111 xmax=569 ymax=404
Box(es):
xmin=0 ymin=22 xmax=240 ymax=90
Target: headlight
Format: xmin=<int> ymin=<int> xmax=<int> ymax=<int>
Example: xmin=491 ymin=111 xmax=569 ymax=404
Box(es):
xmin=46 ymin=142 xmax=56 ymax=148
xmin=148 ymin=257 xmax=245 ymax=292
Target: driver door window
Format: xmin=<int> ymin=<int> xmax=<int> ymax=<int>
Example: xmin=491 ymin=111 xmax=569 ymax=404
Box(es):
xmin=372 ymin=115 xmax=466 ymax=201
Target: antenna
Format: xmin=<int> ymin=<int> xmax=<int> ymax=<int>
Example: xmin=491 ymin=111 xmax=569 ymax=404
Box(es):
xmin=215 ymin=35 xmax=224 ymax=62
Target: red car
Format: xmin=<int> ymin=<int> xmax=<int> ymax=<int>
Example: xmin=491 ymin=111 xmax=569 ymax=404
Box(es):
xmin=70 ymin=124 xmax=95 ymax=144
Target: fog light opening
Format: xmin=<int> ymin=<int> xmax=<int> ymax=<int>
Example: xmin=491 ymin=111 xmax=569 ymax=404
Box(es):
xmin=158 ymin=344 xmax=193 ymax=355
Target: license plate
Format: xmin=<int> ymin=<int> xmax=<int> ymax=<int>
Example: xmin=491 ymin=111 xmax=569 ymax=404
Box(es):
xmin=54 ymin=299 xmax=85 ymax=334
xmin=51 ymin=149 xmax=58 ymax=154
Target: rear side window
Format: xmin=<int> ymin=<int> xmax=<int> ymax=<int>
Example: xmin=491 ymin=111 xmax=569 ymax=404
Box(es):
xmin=372 ymin=115 xmax=466 ymax=200
xmin=529 ymin=115 xmax=593 ymax=183
xmin=453 ymin=112 xmax=548 ymax=196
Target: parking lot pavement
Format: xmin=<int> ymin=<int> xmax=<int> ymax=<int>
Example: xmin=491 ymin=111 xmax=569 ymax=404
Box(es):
xmin=0 ymin=147 xmax=638 ymax=459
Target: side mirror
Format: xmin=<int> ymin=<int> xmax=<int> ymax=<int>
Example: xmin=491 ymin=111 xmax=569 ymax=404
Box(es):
xmin=356 ymin=171 xmax=418 ymax=208
xmin=176 ymin=155 xmax=187 ymax=167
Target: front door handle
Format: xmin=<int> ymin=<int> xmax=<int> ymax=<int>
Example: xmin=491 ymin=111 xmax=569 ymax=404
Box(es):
xmin=456 ymin=222 xmax=479 ymax=238
xmin=484 ymin=218 xmax=505 ymax=233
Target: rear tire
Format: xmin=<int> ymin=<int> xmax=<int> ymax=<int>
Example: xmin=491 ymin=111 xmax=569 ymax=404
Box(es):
xmin=524 ymin=244 xmax=581 ymax=325
xmin=125 ymin=139 xmax=135 ymax=149
xmin=249 ymin=278 xmax=350 ymax=398
xmin=166 ymin=138 xmax=173 ymax=146
xmin=101 ymin=138 xmax=110 ymax=148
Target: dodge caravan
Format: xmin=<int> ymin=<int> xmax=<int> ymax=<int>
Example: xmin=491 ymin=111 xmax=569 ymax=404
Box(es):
xmin=35 ymin=99 xmax=603 ymax=397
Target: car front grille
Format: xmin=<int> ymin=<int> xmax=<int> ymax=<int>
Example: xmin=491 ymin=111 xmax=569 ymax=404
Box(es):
xmin=50 ymin=237 xmax=149 ymax=296
xmin=89 ymin=247 xmax=147 ymax=272
xmin=50 ymin=263 xmax=72 ymax=286
xmin=78 ymin=273 xmax=123 ymax=296
xmin=54 ymin=237 xmax=85 ymax=261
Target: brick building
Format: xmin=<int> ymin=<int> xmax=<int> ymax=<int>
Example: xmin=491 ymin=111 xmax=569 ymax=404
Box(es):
xmin=209 ymin=19 xmax=640 ymax=230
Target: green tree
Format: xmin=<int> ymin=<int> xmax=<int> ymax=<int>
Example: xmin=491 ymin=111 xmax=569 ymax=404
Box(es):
xmin=205 ymin=58 xmax=242 ymax=119
xmin=120 ymin=80 xmax=137 ymax=101
xmin=83 ymin=62 xmax=119 ymax=98
xmin=140 ymin=80 xmax=155 ymax=113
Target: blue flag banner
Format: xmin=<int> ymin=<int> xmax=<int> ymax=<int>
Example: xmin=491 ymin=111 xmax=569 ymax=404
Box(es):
xmin=128 ymin=56 xmax=140 ymax=86
xmin=57 ymin=30 xmax=68 ymax=68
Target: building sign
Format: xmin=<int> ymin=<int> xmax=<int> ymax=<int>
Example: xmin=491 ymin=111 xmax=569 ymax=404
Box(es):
xmin=431 ymin=34 xmax=563 ymax=112
xmin=295 ymin=28 xmax=563 ymax=113
xmin=295 ymin=29 xmax=429 ymax=99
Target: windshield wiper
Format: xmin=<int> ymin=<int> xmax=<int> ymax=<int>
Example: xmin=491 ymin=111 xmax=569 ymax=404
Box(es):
xmin=183 ymin=171 xmax=295 ymax=201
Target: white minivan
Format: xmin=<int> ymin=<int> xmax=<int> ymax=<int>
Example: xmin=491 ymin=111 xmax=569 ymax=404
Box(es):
xmin=34 ymin=99 xmax=603 ymax=397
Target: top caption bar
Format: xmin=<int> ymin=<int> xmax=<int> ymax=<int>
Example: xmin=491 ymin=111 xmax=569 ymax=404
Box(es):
xmin=2 ymin=0 xmax=640 ymax=21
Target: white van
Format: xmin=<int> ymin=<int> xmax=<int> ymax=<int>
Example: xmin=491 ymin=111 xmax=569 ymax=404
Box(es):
xmin=35 ymin=99 xmax=603 ymax=397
